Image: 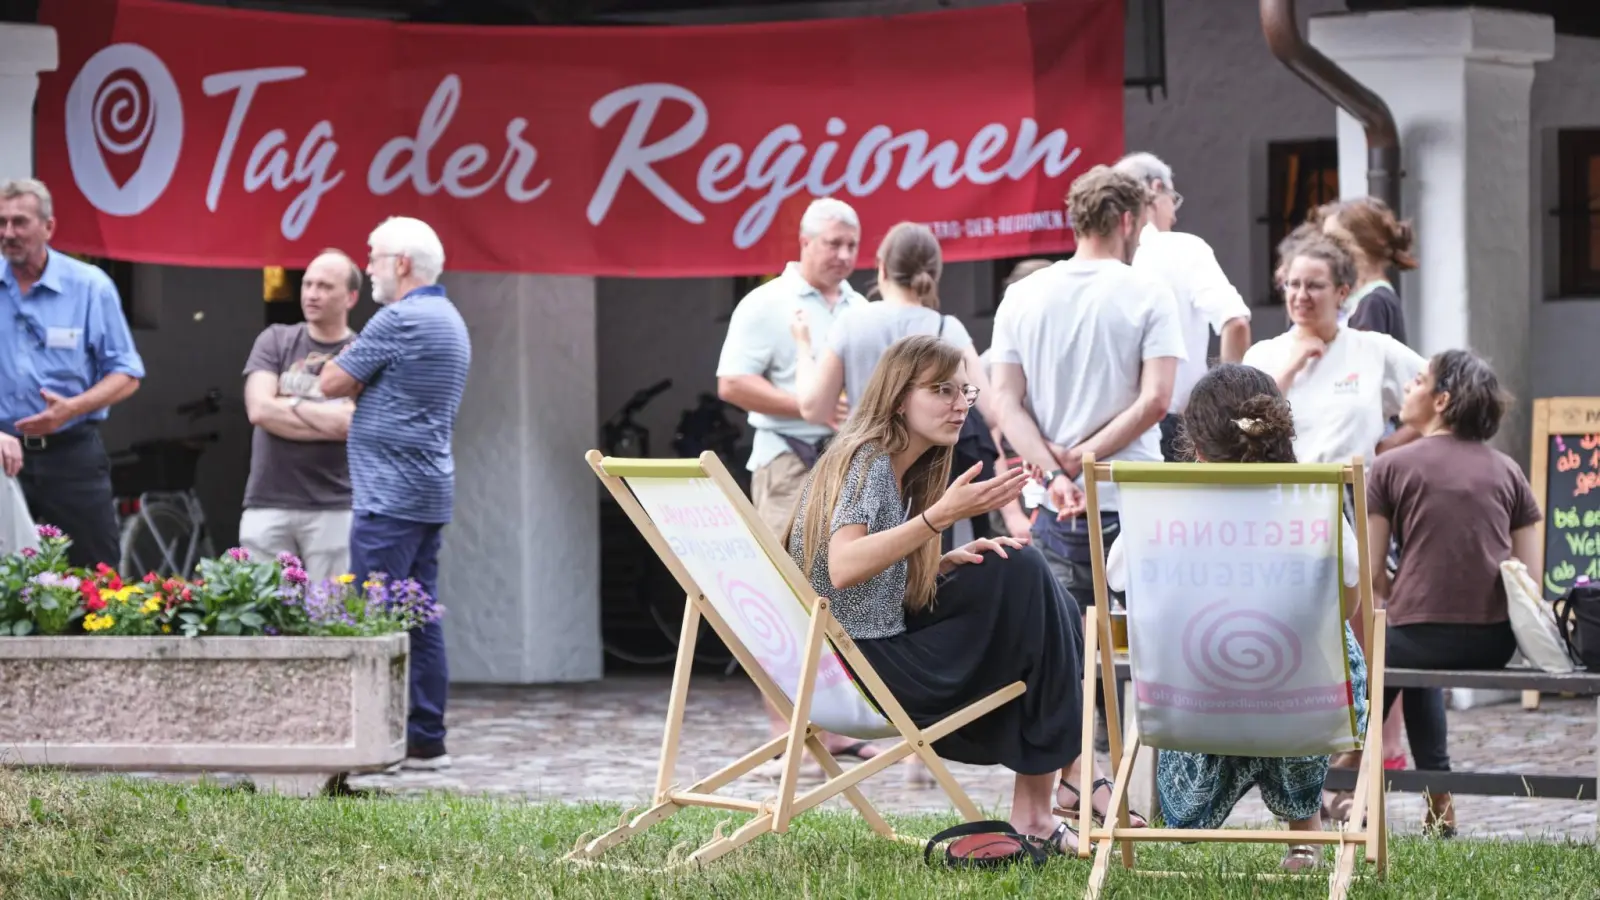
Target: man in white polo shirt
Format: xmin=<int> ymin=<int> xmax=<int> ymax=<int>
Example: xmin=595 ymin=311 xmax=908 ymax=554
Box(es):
xmin=1114 ymin=152 xmax=1252 ymax=460
xmin=717 ymin=197 xmax=865 ymax=538
xmin=991 ymin=165 xmax=1185 ymax=614
xmin=717 ymin=196 xmax=870 ymax=765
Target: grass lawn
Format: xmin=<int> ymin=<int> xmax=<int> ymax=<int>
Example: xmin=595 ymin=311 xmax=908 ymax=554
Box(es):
xmin=1 ymin=768 xmax=1593 ymax=899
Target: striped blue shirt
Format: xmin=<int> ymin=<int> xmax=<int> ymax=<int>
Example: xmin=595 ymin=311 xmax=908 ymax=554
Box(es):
xmin=338 ymin=285 xmax=471 ymax=524
xmin=0 ymin=248 xmax=145 ymax=435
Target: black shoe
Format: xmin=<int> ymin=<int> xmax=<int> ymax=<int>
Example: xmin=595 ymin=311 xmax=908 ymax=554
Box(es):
xmin=401 ymin=741 xmax=451 ymax=770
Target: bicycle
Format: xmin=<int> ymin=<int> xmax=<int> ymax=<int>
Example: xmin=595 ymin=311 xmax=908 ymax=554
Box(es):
xmin=111 ymin=390 xmax=222 ymax=579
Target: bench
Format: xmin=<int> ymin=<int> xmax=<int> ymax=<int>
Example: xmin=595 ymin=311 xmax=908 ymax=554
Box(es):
xmin=1321 ymin=668 xmax=1599 ymax=819
xmin=1112 ymin=661 xmax=1599 ymax=837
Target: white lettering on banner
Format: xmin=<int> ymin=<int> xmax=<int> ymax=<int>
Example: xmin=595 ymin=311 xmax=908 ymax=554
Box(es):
xmin=177 ymin=66 xmax=1084 ymax=247
xmin=368 ymin=75 xmax=551 ymax=203
xmin=586 ymin=83 xmax=1087 ymax=249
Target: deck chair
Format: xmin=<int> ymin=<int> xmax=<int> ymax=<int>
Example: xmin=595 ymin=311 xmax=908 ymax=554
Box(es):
xmin=1076 ymin=454 xmax=1388 ymax=900
xmin=566 ymin=450 xmax=1026 ymax=871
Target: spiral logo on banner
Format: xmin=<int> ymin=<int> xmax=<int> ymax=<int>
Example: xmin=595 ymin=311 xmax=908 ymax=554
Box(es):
xmin=64 ymin=44 xmax=185 ymax=217
xmin=720 ymin=574 xmax=798 ymax=676
xmin=1180 ymin=600 xmax=1304 ymax=693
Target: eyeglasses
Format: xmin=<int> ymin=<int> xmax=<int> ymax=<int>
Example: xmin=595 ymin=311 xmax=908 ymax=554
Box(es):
xmin=1167 ymin=189 xmax=1184 ymax=211
xmin=1281 ymin=279 xmax=1332 ymax=293
xmin=928 ymin=382 xmax=980 ymax=407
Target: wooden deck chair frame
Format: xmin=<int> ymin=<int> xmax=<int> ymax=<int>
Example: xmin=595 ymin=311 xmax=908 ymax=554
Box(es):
xmin=566 ymin=450 xmax=1025 ymax=872
xmin=1076 ymin=453 xmax=1388 ymax=900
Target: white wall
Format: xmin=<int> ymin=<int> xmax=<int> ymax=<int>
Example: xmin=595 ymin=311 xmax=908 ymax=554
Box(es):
xmin=1531 ymin=33 xmax=1600 ymax=399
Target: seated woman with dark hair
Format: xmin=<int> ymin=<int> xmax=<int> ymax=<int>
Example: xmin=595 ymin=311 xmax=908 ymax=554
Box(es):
xmin=787 ymin=334 xmax=1101 ymax=859
xmin=1105 ymin=363 xmax=1370 ymax=873
xmin=1363 ymin=349 xmax=1542 ymax=837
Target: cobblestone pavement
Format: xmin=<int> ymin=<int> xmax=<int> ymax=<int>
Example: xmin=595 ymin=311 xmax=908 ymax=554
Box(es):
xmin=342 ymin=675 xmax=1599 ymax=842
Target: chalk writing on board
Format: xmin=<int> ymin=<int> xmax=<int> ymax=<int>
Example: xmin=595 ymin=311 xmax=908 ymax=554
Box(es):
xmin=1543 ymin=432 xmax=1600 ymax=599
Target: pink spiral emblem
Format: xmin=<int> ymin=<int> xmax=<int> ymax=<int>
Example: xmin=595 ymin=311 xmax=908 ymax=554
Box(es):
xmin=1180 ymin=599 xmax=1303 ymax=693
xmin=720 ymin=574 xmax=798 ymax=673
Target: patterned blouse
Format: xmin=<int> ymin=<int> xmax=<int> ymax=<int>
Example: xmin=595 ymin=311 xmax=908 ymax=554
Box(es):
xmin=787 ymin=443 xmax=909 ymax=640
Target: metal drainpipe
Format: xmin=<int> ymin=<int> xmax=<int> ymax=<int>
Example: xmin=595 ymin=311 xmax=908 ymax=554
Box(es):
xmin=1261 ymin=0 xmax=1402 ymax=212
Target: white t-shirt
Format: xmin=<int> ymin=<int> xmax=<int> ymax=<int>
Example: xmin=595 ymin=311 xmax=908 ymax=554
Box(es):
xmin=989 ymin=257 xmax=1186 ymax=509
xmin=1132 ymin=224 xmax=1251 ymax=414
xmin=1106 ymin=516 xmax=1361 ymax=593
xmin=1242 ymin=326 xmax=1426 ymax=465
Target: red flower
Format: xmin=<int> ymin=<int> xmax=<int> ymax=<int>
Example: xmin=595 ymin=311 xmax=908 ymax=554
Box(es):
xmin=143 ymin=572 xmax=160 ymax=584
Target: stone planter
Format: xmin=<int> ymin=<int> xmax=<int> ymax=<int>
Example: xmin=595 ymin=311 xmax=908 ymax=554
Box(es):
xmin=0 ymin=634 xmax=407 ymax=795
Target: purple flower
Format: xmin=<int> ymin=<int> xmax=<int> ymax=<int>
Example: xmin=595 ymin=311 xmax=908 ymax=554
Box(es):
xmin=29 ymin=571 xmax=81 ymax=590
xmin=264 ymin=625 xmax=279 ymax=636
xmin=282 ymin=566 xmax=308 ymax=586
xmin=36 ymin=524 xmax=62 ymax=539
xmin=227 ymin=547 xmax=251 ymax=562
xmin=19 ymin=547 xmax=36 ymax=558
xmin=276 ymin=551 xmax=303 ymax=569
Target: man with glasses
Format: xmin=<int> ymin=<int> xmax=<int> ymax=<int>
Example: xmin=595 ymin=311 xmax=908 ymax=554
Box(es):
xmin=321 ymin=216 xmax=470 ymax=771
xmin=0 ymin=178 xmax=143 ymax=568
xmin=1113 ymin=152 xmax=1252 ymax=461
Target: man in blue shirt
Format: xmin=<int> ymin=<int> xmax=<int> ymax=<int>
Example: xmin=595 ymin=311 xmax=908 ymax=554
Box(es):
xmin=0 ymin=179 xmax=143 ymax=568
xmin=321 ymin=216 xmax=470 ymax=770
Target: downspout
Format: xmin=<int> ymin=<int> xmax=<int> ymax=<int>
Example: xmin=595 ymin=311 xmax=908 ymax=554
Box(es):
xmin=1261 ymin=0 xmax=1401 ymax=212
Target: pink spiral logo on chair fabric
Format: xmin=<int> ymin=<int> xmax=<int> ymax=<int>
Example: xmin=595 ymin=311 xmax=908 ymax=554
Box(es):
xmin=720 ymin=574 xmax=799 ymax=674
xmin=1179 ymin=599 xmax=1303 ymax=693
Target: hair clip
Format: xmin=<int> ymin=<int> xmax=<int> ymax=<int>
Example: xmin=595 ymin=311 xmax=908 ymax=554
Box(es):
xmin=1233 ymin=417 xmax=1260 ymax=433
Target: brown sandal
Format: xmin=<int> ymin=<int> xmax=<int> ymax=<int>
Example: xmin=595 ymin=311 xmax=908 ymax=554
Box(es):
xmin=1054 ymin=777 xmax=1148 ymax=828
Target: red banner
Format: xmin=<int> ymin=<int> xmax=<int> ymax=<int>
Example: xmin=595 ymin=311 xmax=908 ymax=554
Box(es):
xmin=35 ymin=0 xmax=1123 ymax=276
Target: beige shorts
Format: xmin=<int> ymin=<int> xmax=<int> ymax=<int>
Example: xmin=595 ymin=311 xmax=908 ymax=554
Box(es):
xmin=750 ymin=452 xmax=810 ymax=541
xmin=238 ymin=508 xmax=352 ymax=583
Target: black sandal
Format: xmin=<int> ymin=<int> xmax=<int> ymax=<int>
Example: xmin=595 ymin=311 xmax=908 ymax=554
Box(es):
xmin=1054 ymin=777 xmax=1148 ymax=828
xmin=924 ymin=820 xmax=1048 ymax=870
xmin=1019 ymin=820 xmax=1079 ymax=858
xmin=832 ymin=740 xmax=877 ymax=761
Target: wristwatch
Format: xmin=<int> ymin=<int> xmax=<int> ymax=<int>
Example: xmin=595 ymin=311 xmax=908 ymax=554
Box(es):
xmin=1044 ymin=468 xmax=1068 ymax=484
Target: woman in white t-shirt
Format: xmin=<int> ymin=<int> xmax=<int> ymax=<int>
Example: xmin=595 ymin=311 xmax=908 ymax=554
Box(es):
xmin=1243 ymin=234 xmax=1425 ymax=469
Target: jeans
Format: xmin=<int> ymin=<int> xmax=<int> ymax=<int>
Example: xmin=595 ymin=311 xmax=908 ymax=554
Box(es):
xmin=16 ymin=425 xmax=120 ymax=569
xmin=349 ymin=510 xmax=449 ymax=750
xmin=1382 ymin=621 xmax=1519 ymax=772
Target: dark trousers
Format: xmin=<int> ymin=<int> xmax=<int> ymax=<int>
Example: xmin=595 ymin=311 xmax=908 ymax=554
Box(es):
xmin=16 ymin=426 xmax=120 ymax=569
xmin=1382 ymin=621 xmax=1519 ymax=772
xmin=349 ymin=510 xmax=449 ymax=750
xmin=1158 ymin=413 xmax=1184 ymax=462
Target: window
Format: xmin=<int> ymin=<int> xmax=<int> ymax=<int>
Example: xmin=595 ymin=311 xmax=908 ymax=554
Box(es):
xmin=1557 ymin=129 xmax=1600 ymax=297
xmin=1263 ymin=139 xmax=1340 ymax=304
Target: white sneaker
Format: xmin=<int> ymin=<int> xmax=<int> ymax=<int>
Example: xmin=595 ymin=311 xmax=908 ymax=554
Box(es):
xmin=400 ymin=749 xmax=452 ymax=771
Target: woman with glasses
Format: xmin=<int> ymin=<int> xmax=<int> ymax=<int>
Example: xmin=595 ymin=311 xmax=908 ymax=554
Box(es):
xmin=786 ymin=334 xmax=1091 ymax=861
xmin=1244 ymin=233 xmax=1427 ymax=820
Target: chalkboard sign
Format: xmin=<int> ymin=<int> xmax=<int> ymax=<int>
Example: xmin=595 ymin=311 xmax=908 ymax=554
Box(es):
xmin=1530 ymin=398 xmax=1600 ymax=601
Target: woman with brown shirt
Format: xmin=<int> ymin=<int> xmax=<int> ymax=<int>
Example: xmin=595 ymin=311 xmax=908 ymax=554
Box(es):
xmin=1365 ymin=349 xmax=1542 ymax=835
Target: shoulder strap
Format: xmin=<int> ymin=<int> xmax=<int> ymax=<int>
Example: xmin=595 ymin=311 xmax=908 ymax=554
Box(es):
xmin=937 ymin=314 xmax=947 ymax=338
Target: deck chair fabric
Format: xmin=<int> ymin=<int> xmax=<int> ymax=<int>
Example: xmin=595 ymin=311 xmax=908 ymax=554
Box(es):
xmin=1108 ymin=478 xmax=1364 ymax=757
xmin=567 ymin=451 xmax=1025 ymax=872
xmin=1076 ymin=456 xmax=1388 ymax=900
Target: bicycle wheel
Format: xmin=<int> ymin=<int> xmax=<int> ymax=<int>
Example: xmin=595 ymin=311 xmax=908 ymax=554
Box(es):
xmin=120 ymin=500 xmax=200 ymax=579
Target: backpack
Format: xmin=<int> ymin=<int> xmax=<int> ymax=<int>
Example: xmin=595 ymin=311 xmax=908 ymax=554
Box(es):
xmin=1553 ymin=580 xmax=1600 ymax=670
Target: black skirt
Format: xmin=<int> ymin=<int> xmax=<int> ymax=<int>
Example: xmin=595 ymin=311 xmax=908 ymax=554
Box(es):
xmin=855 ymin=544 xmax=1084 ymax=775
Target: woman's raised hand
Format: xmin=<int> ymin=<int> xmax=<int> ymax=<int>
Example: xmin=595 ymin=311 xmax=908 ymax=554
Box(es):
xmin=940 ymin=536 xmax=1028 ymax=571
xmin=929 ymin=463 xmax=1029 ymax=527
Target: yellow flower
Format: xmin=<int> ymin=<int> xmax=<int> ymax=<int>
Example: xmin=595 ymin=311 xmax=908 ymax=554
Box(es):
xmin=115 ymin=585 xmax=144 ymax=602
xmin=362 ymin=580 xmax=380 ymax=591
xmin=161 ymin=624 xmax=171 ymax=634
xmin=141 ymin=596 xmax=162 ymax=614
xmin=83 ymin=612 xmax=116 ymax=632
xmin=337 ymin=573 xmax=356 ymax=585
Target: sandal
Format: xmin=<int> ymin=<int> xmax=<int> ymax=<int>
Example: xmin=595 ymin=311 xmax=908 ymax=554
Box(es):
xmin=1019 ymin=820 xmax=1079 ymax=858
xmin=832 ymin=740 xmax=878 ymax=761
xmin=923 ymin=820 xmax=1048 ymax=870
xmin=1054 ymin=777 xmax=1148 ymax=828
xmin=1281 ymin=844 xmax=1321 ymax=872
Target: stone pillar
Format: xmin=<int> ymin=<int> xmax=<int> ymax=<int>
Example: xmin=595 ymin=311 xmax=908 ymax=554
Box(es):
xmin=438 ymin=273 xmax=602 ymax=684
xmin=0 ymin=24 xmax=57 ymax=178
xmin=1310 ymin=9 xmax=1554 ymax=467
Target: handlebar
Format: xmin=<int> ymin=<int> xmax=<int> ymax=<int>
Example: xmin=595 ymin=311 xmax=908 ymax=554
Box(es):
xmin=176 ymin=388 xmax=223 ymax=419
xmin=619 ymin=379 xmax=673 ymax=416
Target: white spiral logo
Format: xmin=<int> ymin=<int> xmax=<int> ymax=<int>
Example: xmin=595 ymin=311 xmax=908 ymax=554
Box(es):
xmin=64 ymin=44 xmax=184 ymax=217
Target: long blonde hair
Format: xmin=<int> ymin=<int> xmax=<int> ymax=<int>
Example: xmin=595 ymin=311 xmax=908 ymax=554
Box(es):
xmin=790 ymin=335 xmax=960 ymax=612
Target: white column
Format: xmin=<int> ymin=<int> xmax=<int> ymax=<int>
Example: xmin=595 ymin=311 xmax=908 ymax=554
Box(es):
xmin=1310 ymin=9 xmax=1554 ymax=467
xmin=0 ymin=24 xmax=58 ymax=178
xmin=438 ymin=273 xmax=601 ymax=684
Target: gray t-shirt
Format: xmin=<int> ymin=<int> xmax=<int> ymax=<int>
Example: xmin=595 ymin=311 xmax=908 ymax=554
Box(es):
xmin=787 ymin=444 xmax=909 ymax=640
xmin=242 ymin=323 xmax=357 ymax=511
xmin=827 ymin=304 xmax=973 ymax=409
